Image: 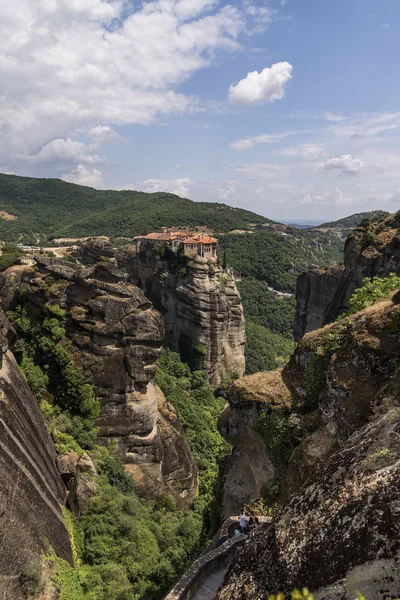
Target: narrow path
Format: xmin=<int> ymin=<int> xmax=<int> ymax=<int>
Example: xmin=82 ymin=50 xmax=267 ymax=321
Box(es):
xmin=193 ymin=566 xmax=229 ymax=600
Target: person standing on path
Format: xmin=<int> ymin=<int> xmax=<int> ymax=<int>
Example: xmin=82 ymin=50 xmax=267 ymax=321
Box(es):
xmin=239 ymin=510 xmax=247 ymax=534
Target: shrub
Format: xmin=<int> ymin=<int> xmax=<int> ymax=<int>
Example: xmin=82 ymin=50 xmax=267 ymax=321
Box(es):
xmin=304 ymin=353 xmax=330 ymax=404
xmin=254 ymin=411 xmax=295 ymax=481
xmin=0 ymin=245 xmax=24 ymax=271
xmin=100 ymin=456 xmax=134 ymax=494
xmin=178 ymin=267 xmax=187 ymax=278
xmin=345 ymin=273 xmax=400 ymax=315
xmin=20 ymin=563 xmax=44 ymax=598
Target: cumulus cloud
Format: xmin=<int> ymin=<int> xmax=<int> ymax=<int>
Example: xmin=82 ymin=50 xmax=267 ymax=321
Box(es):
xmin=62 ymin=165 xmax=104 ymax=188
xmin=88 ymin=126 xmax=125 ymax=143
xmin=0 ymin=0 xmax=247 ymax=172
xmin=228 ymin=62 xmax=293 ymax=106
xmin=31 ymin=138 xmax=105 ymax=166
xmin=174 ymin=0 xmax=217 ymax=19
xmin=322 ymin=154 xmax=364 ymax=175
xmin=125 ymin=178 xmax=192 ymax=198
xmin=230 ymin=131 xmax=295 ymax=151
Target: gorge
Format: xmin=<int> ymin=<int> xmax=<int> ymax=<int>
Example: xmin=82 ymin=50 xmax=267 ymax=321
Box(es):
xmin=0 ymin=192 xmax=399 ymax=600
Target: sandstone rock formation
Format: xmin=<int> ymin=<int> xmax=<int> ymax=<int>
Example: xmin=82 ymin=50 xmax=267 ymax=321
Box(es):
xmin=216 ymin=294 xmax=400 ymax=598
xmin=216 ymin=408 xmax=400 ymax=600
xmin=218 ymin=370 xmax=291 ymax=517
xmin=117 ymin=241 xmax=246 ymax=387
xmin=74 ymin=236 xmax=115 ymax=265
xmin=18 ymin=256 xmax=197 ymax=502
xmin=294 ymin=211 xmax=400 ymax=339
xmin=0 ymin=311 xmax=72 ymax=600
xmin=294 ymin=265 xmax=344 ymax=341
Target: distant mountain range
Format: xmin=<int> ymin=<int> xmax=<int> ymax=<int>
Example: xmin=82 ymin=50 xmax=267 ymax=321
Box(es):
xmin=0 ymin=173 xmax=389 ymax=244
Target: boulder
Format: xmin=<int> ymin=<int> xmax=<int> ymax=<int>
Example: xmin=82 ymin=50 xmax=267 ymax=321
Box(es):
xmin=68 ymin=473 xmax=98 ymax=515
xmin=56 ymin=452 xmax=80 ymax=484
xmin=77 ymin=453 xmax=97 ymax=476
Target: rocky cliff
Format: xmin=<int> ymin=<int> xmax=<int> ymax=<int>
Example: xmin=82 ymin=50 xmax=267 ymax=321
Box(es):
xmin=0 ymin=310 xmax=72 ymax=600
xmin=5 ymin=257 xmax=197 ymax=503
xmin=216 ymin=294 xmax=400 ymax=598
xmin=218 ymin=370 xmax=291 ymax=517
xmin=116 ymin=241 xmax=246 ymax=387
xmin=294 ymin=211 xmax=400 ymax=339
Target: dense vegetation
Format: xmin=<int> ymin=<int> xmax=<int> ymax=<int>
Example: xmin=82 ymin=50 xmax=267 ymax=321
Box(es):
xmin=318 ymin=210 xmax=388 ymax=229
xmin=237 ymin=279 xmax=295 ymax=374
xmin=0 ymin=173 xmax=268 ymax=243
xmin=219 ymin=230 xmax=343 ymax=293
xmin=156 ymin=350 xmax=230 ymax=529
xmin=8 ymin=295 xmax=229 ymax=599
xmin=342 ymin=273 xmax=400 ymax=316
xmin=0 ymin=244 xmax=24 ymax=271
xmin=244 ymin=321 xmax=294 ymax=375
xmin=237 ymin=279 xmax=295 ymax=336
xmin=219 ymin=230 xmax=341 ymax=373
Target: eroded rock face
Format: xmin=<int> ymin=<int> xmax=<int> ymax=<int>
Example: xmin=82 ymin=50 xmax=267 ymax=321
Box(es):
xmin=216 ymin=297 xmax=400 ymax=598
xmin=19 ymin=257 xmax=197 ymax=502
xmin=216 ymin=408 xmax=400 ymax=600
xmin=74 ymin=236 xmax=115 ymax=265
xmin=117 ymin=242 xmax=246 ymax=387
xmin=294 ymin=266 xmax=344 ymax=341
xmin=294 ymin=211 xmax=400 ymax=340
xmin=218 ymin=370 xmax=291 ymax=516
xmin=0 ymin=311 xmax=72 ymax=600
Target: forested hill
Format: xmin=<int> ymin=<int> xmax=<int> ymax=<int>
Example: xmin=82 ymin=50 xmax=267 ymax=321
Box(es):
xmin=0 ymin=173 xmax=270 ymax=243
xmin=318 ymin=210 xmax=389 ymax=229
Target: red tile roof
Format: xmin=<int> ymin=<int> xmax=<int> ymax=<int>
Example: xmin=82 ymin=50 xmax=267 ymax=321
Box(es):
xmin=182 ymin=235 xmax=218 ymax=244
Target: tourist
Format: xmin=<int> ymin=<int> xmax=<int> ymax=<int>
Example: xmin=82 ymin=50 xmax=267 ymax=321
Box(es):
xmin=234 ymin=528 xmax=241 ymax=537
xmin=239 ymin=510 xmax=247 ymax=533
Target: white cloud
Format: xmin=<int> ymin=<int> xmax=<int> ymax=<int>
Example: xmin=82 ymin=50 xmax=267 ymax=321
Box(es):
xmin=229 ymin=162 xmax=287 ymax=175
xmin=325 ymin=112 xmax=400 ymax=138
xmin=243 ymin=1 xmax=275 ymax=33
xmin=299 ymin=187 xmax=356 ymax=206
xmin=0 ymin=0 xmax=247 ymax=171
xmin=126 ymin=178 xmax=192 ymax=197
xmin=88 ymin=126 xmax=125 ymax=143
xmin=217 ymin=180 xmax=237 ymax=200
xmin=230 ymin=130 xmax=295 ymax=150
xmin=228 ymin=61 xmax=293 ymax=106
xmin=173 ymin=0 xmax=217 ymax=19
xmin=62 ymin=165 xmax=104 ymax=188
xmin=279 ymin=143 xmax=327 ymax=160
xmin=389 ymin=189 xmax=400 ymax=205
xmin=30 ymin=138 xmax=106 ymax=166
xmin=322 ymin=154 xmax=364 ymax=175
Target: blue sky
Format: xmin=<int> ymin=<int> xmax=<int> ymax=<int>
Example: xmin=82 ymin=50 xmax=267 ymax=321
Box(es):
xmin=1 ymin=0 xmax=399 ymax=223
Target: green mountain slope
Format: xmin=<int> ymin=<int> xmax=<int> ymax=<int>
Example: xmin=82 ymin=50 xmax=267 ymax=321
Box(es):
xmin=318 ymin=210 xmax=388 ymax=229
xmin=0 ymin=173 xmax=269 ymax=243
xmin=218 ymin=229 xmax=343 ymax=293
